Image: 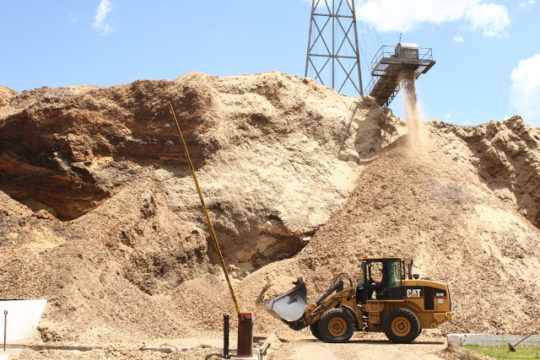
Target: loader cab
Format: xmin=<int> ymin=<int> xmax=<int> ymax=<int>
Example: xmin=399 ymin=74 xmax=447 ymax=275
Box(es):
xmin=357 ymin=257 xmax=405 ymax=304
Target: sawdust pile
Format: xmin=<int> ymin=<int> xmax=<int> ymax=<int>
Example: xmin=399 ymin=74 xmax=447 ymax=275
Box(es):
xmin=1 ymin=72 xmax=540 ymax=345
xmin=235 ymin=118 xmax=540 ymax=337
xmin=0 ymin=72 xmax=399 ymax=342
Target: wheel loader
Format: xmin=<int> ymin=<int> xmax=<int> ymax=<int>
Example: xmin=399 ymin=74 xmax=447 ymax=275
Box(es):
xmin=265 ymin=256 xmax=453 ymax=343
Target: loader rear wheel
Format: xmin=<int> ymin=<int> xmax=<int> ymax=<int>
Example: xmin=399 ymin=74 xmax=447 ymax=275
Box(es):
xmin=310 ymin=321 xmax=322 ymax=340
xmin=318 ymin=308 xmax=354 ymax=343
xmin=383 ymin=308 xmax=420 ymax=343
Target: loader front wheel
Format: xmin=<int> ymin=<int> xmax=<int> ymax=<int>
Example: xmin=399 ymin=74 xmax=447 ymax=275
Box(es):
xmin=318 ymin=308 xmax=354 ymax=343
xmin=310 ymin=321 xmax=322 ymax=340
xmin=383 ymin=308 xmax=420 ymax=343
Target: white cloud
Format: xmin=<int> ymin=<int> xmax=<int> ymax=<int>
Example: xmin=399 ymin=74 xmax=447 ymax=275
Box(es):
xmin=445 ymin=112 xmax=452 ymax=121
xmin=453 ymin=35 xmax=464 ymax=43
xmin=92 ymin=0 xmax=113 ymax=36
xmin=464 ymin=2 xmax=510 ymax=37
xmin=519 ymin=0 xmax=535 ymax=8
xmin=510 ymin=54 xmax=540 ymax=127
xmin=355 ymin=0 xmax=509 ymax=37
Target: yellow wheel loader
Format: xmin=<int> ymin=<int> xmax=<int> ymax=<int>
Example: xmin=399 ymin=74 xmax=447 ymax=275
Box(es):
xmin=266 ymin=257 xmax=453 ymax=343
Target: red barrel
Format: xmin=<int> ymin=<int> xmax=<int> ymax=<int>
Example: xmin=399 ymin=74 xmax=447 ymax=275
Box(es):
xmin=237 ymin=312 xmax=253 ymax=357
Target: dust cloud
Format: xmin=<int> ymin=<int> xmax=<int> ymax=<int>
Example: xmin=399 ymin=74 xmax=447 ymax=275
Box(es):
xmin=401 ymin=71 xmax=427 ymax=153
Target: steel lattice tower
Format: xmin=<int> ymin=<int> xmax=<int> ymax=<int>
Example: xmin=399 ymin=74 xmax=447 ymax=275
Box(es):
xmin=305 ymin=0 xmax=363 ymax=96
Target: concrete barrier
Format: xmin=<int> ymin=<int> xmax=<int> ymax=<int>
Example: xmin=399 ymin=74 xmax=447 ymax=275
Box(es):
xmin=0 ymin=300 xmax=47 ymax=342
xmin=448 ymin=333 xmax=540 ymax=347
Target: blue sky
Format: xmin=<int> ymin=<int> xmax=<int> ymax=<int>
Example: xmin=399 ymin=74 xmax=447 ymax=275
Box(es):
xmin=0 ymin=1 xmax=539 ymax=127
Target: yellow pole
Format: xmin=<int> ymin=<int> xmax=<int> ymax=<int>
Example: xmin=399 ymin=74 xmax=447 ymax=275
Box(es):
xmin=167 ymin=101 xmax=242 ymax=317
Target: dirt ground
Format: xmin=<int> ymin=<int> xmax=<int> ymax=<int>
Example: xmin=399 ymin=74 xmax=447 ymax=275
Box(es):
xmin=265 ymin=331 xmax=454 ymax=360
xmin=6 ymin=331 xmax=454 ymax=360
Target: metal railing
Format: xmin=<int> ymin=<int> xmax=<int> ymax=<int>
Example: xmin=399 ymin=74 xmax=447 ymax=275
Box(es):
xmin=364 ymin=45 xmax=434 ymax=97
xmin=364 ymin=76 xmax=378 ymax=96
xmin=369 ymin=45 xmax=433 ymax=71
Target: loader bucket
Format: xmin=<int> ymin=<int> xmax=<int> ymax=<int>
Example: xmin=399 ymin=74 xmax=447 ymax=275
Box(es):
xmin=265 ymin=281 xmax=307 ymax=322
